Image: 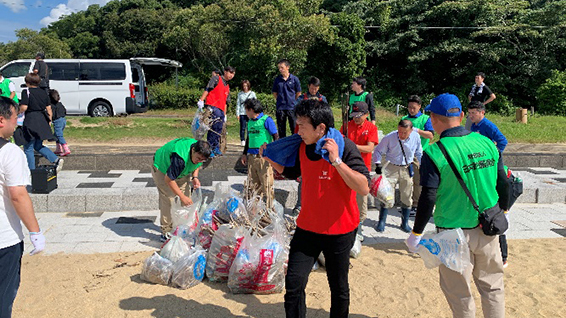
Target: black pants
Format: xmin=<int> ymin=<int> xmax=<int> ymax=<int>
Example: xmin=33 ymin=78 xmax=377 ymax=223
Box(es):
xmin=499 ymin=234 xmax=508 ymax=262
xmin=276 ymin=109 xmax=296 ymax=138
xmin=239 ymin=115 xmax=248 ymax=141
xmin=0 ymin=241 xmax=23 ymax=318
xmin=284 ymin=227 xmax=356 ymax=318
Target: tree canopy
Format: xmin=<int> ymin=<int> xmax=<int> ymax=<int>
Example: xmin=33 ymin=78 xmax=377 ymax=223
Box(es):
xmin=1 ymin=0 xmax=565 ymax=113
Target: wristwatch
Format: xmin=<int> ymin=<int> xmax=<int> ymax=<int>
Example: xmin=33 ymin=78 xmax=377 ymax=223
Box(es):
xmin=331 ymin=157 xmax=343 ymax=167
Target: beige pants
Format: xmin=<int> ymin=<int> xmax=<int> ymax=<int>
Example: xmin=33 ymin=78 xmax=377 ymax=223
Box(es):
xmin=247 ymin=154 xmax=274 ymax=209
xmin=412 ymin=158 xmax=421 ymax=208
xmin=356 ymin=193 xmax=367 ymax=222
xmin=439 ymin=227 xmax=505 ymax=318
xmin=151 ymin=166 xmax=192 ymax=234
xmin=384 ymin=163 xmax=413 ymax=208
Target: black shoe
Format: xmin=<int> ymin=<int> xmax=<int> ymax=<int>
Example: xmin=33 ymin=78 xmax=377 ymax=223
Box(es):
xmin=410 ymin=207 xmax=417 ymax=217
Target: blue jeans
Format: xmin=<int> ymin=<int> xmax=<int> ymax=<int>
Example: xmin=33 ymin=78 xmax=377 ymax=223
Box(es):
xmin=24 ymin=138 xmax=59 ymax=170
xmin=52 ymin=117 xmax=67 ymax=144
xmin=0 ymin=241 xmax=23 ymax=318
xmin=239 ymin=115 xmax=248 ymax=141
xmin=206 ymin=106 xmax=225 ymax=150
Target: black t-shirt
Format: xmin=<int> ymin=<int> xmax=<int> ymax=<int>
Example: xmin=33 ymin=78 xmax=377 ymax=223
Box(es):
xmin=33 ymin=60 xmax=49 ymax=80
xmin=282 ymin=138 xmax=370 ymax=183
xmin=20 ymin=87 xmax=49 ymax=112
xmin=469 ymin=84 xmax=493 ymax=102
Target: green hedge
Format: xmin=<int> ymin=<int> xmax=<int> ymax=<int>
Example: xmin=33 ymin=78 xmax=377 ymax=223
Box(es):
xmin=537 ymin=70 xmax=566 ymax=116
xmin=148 ymin=82 xmax=277 ymax=115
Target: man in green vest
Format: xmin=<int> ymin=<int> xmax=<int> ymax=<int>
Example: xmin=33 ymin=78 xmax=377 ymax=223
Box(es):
xmin=406 ymin=93 xmax=510 ymax=318
xmin=401 ymin=95 xmax=434 ymax=214
xmin=152 ymin=138 xmax=211 ymax=241
xmin=240 ymin=99 xmax=279 ymax=208
xmin=0 ymin=71 xmax=18 ymax=103
xmin=349 ymin=77 xmax=376 ymax=125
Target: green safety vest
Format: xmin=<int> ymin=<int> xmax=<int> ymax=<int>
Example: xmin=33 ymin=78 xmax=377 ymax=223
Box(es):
xmin=425 ymin=133 xmax=500 ymax=229
xmin=348 ymin=91 xmax=369 ymax=114
xmin=0 ymin=78 xmax=18 ymax=103
xmin=402 ymin=114 xmax=431 ymax=150
xmin=153 ymin=138 xmax=202 ymax=179
xmin=247 ymin=115 xmax=273 ymax=148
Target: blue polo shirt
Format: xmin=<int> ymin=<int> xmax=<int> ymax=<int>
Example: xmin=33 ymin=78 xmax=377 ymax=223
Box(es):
xmin=408 ymin=112 xmax=434 ymax=132
xmin=272 ymin=74 xmax=301 ymax=111
xmin=246 ymin=113 xmax=278 ymax=155
xmin=470 ymin=117 xmax=508 ymax=152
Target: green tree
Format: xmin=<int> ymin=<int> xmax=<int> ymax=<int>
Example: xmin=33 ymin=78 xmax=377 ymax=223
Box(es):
xmin=537 ymin=70 xmax=566 ymax=115
xmin=0 ymin=29 xmax=72 ymax=64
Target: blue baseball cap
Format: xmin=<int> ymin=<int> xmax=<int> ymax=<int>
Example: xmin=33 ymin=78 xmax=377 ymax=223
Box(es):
xmin=424 ymin=93 xmax=462 ymax=117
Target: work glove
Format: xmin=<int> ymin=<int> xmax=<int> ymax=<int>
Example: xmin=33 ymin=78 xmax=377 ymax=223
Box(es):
xmin=405 ymin=232 xmax=422 ymax=254
xmin=30 ymin=231 xmax=46 ymax=255
xmin=197 ymin=100 xmax=204 ymax=109
xmin=375 ymin=164 xmax=382 ymax=175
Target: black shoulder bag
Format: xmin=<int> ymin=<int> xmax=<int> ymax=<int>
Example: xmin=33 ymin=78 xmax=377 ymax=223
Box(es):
xmin=398 ymin=138 xmax=414 ymax=177
xmin=437 ymin=141 xmax=508 ymax=236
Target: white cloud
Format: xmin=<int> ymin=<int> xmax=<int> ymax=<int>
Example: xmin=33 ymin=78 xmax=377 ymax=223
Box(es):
xmin=1 ymin=0 xmax=26 ymax=13
xmin=40 ymin=0 xmax=110 ymax=26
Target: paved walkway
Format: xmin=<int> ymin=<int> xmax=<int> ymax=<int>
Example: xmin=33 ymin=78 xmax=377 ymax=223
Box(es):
xmin=24 ymin=203 xmax=566 ymax=255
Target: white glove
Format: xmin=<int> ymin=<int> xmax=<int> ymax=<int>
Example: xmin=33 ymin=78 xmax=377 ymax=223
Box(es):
xmin=405 ymin=232 xmax=422 ymax=254
xmin=30 ymin=231 xmax=45 ymax=255
xmin=197 ymin=100 xmax=204 ymax=109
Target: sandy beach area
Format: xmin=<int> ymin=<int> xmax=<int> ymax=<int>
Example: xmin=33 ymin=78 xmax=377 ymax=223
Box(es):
xmin=13 ymin=238 xmax=566 ymax=318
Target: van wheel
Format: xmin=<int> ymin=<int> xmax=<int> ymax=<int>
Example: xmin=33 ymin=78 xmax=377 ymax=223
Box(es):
xmin=89 ymin=101 xmax=112 ymax=117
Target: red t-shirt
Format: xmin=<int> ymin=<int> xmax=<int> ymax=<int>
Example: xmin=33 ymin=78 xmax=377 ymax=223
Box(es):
xmin=340 ymin=120 xmax=378 ymax=170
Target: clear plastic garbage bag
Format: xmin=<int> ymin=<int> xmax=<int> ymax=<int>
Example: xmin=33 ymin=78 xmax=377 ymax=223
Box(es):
xmin=206 ymin=225 xmax=246 ymax=282
xmin=370 ymin=162 xmax=395 ymax=208
xmin=227 ymin=221 xmax=289 ymax=294
xmin=171 ymin=188 xmax=202 ymax=234
xmin=140 ymin=252 xmax=174 ymax=285
xmin=192 ymin=108 xmax=210 ymax=140
xmin=350 ymin=239 xmax=362 ymax=259
xmin=160 ymin=235 xmax=190 ymax=263
xmin=417 ymin=228 xmax=471 ymax=274
xmin=171 ymin=245 xmax=207 ymax=289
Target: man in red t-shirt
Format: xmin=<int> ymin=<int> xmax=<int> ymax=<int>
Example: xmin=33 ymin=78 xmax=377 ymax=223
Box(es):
xmin=340 ymin=101 xmax=378 ymax=241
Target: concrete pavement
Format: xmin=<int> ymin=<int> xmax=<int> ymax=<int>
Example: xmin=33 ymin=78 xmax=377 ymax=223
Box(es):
xmin=24 ymin=202 xmax=566 ymax=255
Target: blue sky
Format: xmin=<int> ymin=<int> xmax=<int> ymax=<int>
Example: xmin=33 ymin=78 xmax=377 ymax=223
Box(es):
xmin=0 ymin=0 xmax=110 ymax=43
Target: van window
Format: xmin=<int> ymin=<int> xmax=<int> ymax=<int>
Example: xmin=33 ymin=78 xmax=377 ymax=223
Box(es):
xmin=49 ymin=62 xmax=79 ymax=81
xmin=131 ymin=67 xmax=140 ymax=82
xmin=0 ymin=62 xmax=30 ymax=78
xmin=80 ymin=63 xmax=126 ymax=80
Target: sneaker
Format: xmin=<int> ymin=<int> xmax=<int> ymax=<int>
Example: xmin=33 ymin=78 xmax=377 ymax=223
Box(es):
xmin=292 ymin=207 xmax=301 ymax=216
xmin=241 ymin=140 xmax=246 ymax=146
xmin=159 ymin=234 xmax=168 ymax=242
xmin=212 ymin=148 xmax=223 ymax=157
xmin=410 ymin=207 xmax=417 ymax=217
xmin=55 ymin=158 xmax=64 ymax=174
xmin=503 ymin=261 xmax=508 ymax=269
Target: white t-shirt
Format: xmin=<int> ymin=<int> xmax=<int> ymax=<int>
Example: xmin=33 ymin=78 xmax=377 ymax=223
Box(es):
xmin=0 ymin=143 xmax=31 ymax=249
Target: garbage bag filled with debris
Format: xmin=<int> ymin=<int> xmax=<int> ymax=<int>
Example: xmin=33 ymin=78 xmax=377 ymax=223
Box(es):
xmin=160 ymin=235 xmax=190 ymax=263
xmin=227 ymin=222 xmax=289 ymax=294
xmin=192 ymin=108 xmax=210 ymax=140
xmin=206 ymin=224 xmax=246 ymax=282
xmin=171 ymin=188 xmax=203 ymax=235
xmin=140 ymin=252 xmax=174 ymax=285
xmin=171 ymin=245 xmax=207 ymax=289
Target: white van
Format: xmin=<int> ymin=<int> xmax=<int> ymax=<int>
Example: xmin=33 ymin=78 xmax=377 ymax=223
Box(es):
xmin=0 ymin=58 xmax=181 ymax=117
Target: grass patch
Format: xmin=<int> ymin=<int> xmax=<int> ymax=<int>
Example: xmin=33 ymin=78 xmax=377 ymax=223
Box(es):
xmin=63 ymin=108 xmax=566 ymax=144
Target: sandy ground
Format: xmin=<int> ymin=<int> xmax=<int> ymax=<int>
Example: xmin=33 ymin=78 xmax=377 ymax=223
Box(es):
xmin=13 ymin=238 xmax=566 ymax=318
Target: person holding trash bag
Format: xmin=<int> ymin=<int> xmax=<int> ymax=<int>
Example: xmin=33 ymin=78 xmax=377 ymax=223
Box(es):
xmin=260 ymin=99 xmax=370 ymax=318
xmin=0 ymin=97 xmax=45 ymax=317
xmin=152 ymin=138 xmax=211 ymax=241
xmin=406 ymin=93 xmax=510 ymax=318
xmin=372 ymin=119 xmax=422 ymax=233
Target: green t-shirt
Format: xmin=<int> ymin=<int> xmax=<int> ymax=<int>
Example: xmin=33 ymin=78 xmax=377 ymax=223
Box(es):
xmin=425 ymin=133 xmax=500 ymax=228
xmin=153 ymin=138 xmax=202 ymax=178
xmin=348 ymin=91 xmax=369 ymax=114
xmin=0 ymin=78 xmax=18 ymax=103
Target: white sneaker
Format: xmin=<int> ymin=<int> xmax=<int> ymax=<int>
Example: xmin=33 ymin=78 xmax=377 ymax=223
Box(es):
xmin=241 ymin=140 xmax=246 ymax=146
xmin=55 ymin=158 xmax=64 ymax=174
